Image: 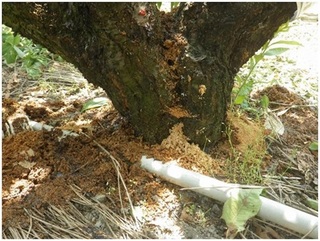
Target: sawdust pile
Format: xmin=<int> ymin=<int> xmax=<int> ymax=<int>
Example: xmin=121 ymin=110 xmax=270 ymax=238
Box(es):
xmin=160 ymin=123 xmax=223 ymax=176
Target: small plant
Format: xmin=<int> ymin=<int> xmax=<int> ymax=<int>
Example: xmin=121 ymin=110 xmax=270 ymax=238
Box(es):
xmin=309 ymin=141 xmax=318 ymax=151
xmin=225 ymin=149 xmax=264 ymax=184
xmin=184 ymin=203 xmax=208 ymax=226
xmin=232 ymin=21 xmax=302 ymax=112
xmin=2 ymin=25 xmax=59 ymax=79
xmin=223 ymin=117 xmax=265 ymax=184
xmin=238 ymin=148 xmax=263 ymax=184
xmin=81 ymin=97 xmax=109 ymax=113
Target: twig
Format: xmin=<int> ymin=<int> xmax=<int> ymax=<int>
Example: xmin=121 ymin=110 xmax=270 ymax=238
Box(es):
xmin=81 ymin=132 xmax=140 ymax=226
xmin=239 ymin=232 xmax=246 ymax=239
xmin=181 ymin=184 xmax=266 ymax=191
xmin=254 ymin=218 xmax=301 ymax=238
xmin=26 ymin=215 xmax=33 ymax=239
xmin=277 ymin=147 xmax=298 ymax=166
xmin=263 ymin=175 xmax=301 ymax=180
xmin=70 ymin=184 xmax=147 ymax=238
xmin=301 ymin=225 xmax=318 ymax=239
xmin=24 ymin=208 xmax=87 ymax=239
xmin=71 ymin=159 xmax=94 ymax=174
xmin=269 ymin=101 xmax=317 ymax=108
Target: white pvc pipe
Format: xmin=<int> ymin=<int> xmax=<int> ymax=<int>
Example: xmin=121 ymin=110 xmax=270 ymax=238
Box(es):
xmin=29 ymin=120 xmax=78 ymax=140
xmin=29 ymin=120 xmax=54 ymax=132
xmin=141 ymin=156 xmax=318 ymax=239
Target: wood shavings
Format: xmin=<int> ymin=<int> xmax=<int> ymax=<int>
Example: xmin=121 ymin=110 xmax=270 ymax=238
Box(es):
xmin=160 ymin=123 xmax=222 ymax=175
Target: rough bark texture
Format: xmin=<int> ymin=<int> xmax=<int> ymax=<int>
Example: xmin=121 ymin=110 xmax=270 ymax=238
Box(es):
xmin=2 ymin=2 xmax=296 ymax=147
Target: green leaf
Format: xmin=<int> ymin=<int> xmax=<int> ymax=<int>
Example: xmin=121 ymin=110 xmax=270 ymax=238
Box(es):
xmin=5 ymin=35 xmax=14 ymax=45
xmin=13 ymin=35 xmax=21 ymax=46
xmin=260 ymin=95 xmax=269 ymax=111
xmin=264 ymin=47 xmax=289 ymax=56
xmin=260 ymin=39 xmax=271 ymax=52
xmin=5 ymin=34 xmax=20 ymax=46
xmin=309 ymin=142 xmax=318 ymax=151
xmin=13 ymin=45 xmax=25 ymax=58
xmin=275 ymin=21 xmax=290 ymax=36
xmin=249 ymin=56 xmax=255 ymax=70
xmin=156 ymin=2 xmax=162 ymax=9
xmin=171 ymin=2 xmax=180 ymax=9
xmin=234 ymin=75 xmax=242 ymax=82
xmin=303 ymin=198 xmax=318 ymax=211
xmin=269 ymin=40 xmax=302 ymax=47
xmin=81 ymin=97 xmax=109 ymax=113
xmin=253 ymin=53 xmax=264 ymax=64
xmin=221 ymin=189 xmax=263 ymax=238
xmin=234 ymin=95 xmax=246 ymax=105
xmin=247 ymin=53 xmax=263 ymax=71
xmin=26 ymin=67 xmax=42 ymax=79
xmin=2 ymin=43 xmax=18 ymax=64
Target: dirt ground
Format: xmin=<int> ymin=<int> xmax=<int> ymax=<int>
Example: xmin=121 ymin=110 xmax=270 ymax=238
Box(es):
xmin=2 ymin=58 xmax=318 ymax=239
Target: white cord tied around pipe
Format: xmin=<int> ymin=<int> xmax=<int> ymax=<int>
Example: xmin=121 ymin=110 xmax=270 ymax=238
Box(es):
xmin=140 ymin=156 xmax=318 ymax=239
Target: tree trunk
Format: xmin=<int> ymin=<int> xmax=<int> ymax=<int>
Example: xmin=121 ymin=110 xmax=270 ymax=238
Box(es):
xmin=2 ymin=2 xmax=296 ymax=147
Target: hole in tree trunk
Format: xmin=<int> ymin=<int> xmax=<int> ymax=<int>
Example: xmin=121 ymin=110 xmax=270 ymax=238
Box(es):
xmin=167 ymin=59 xmax=174 ymax=66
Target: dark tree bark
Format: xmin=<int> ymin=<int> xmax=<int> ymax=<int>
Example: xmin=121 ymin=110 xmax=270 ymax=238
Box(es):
xmin=2 ymin=2 xmax=296 ymax=147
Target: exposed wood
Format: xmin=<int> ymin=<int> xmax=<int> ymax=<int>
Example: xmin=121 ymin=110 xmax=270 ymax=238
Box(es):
xmin=2 ymin=2 xmax=296 ymax=146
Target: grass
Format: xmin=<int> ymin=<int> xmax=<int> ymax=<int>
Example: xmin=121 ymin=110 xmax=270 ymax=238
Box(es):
xmin=224 ymin=147 xmax=264 ymax=185
xmin=224 ymin=20 xmax=316 ymax=186
xmin=223 ymin=112 xmax=266 ymax=184
xmin=181 ymin=202 xmax=210 ymax=227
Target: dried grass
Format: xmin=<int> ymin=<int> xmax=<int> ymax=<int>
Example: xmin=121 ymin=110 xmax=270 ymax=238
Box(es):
xmin=2 ymin=135 xmax=147 ymax=239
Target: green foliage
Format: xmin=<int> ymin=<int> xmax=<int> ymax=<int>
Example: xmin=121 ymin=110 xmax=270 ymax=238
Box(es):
xmin=225 ymin=149 xmax=264 ymax=184
xmin=308 ymin=141 xmax=318 ymax=151
xmin=260 ymin=95 xmax=269 ymax=113
xmin=156 ymin=2 xmax=162 ymax=9
xmin=2 ymin=25 xmax=59 ymax=79
xmin=2 ymin=31 xmax=22 ymax=64
xmin=171 ymin=2 xmax=180 ymax=9
xmin=221 ymin=189 xmax=263 ymax=238
xmin=303 ymin=197 xmax=318 ymax=211
xmin=156 ymin=2 xmax=180 ymax=11
xmin=232 ymin=21 xmax=302 ymax=111
xmin=81 ymin=97 xmax=109 ymax=113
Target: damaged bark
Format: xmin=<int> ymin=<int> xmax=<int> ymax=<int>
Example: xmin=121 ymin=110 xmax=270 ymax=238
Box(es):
xmin=2 ymin=2 xmax=296 ymax=147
